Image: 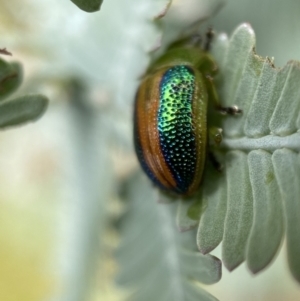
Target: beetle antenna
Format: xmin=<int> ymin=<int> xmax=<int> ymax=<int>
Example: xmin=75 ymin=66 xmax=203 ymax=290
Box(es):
xmin=204 ymin=27 xmax=214 ymax=52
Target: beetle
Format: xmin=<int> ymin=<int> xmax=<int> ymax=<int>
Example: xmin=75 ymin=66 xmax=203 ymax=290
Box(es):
xmin=133 ymin=30 xmax=241 ymax=196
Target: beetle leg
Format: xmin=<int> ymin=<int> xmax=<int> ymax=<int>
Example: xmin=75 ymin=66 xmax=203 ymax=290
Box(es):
xmin=207 ymin=127 xmax=223 ymax=171
xmin=218 ymin=105 xmax=242 ymax=115
xmin=205 ymin=75 xmax=242 ymax=115
xmin=208 ymin=127 xmax=223 ymax=146
xmin=208 ymin=151 xmax=223 ymax=172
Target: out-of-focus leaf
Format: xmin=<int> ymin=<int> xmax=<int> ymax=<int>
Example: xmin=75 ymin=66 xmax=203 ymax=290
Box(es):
xmin=116 ymin=173 xmax=221 ymax=301
xmin=53 ymin=80 xmax=113 ymax=301
xmin=70 ymin=0 xmax=103 ymax=12
xmin=0 ymin=60 xmax=22 ymax=101
xmin=0 ymin=94 xmax=48 ymax=128
xmin=63 ymin=0 xmax=172 ymax=151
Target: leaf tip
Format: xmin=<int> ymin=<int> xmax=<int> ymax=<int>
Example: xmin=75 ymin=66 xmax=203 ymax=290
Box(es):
xmin=247 ymin=265 xmax=263 ymax=275
xmin=212 ymin=255 xmax=223 ymax=281
xmin=198 ymin=245 xmax=212 ymax=255
xmin=35 ymin=94 xmax=49 ymax=116
xmin=217 ymin=32 xmax=228 ymax=43
xmin=231 ymin=22 xmax=256 ymax=45
xmin=238 ymin=22 xmax=255 ymax=34
xmin=290 ymin=269 xmax=300 ymax=284
xmin=223 ymin=259 xmax=243 ymax=272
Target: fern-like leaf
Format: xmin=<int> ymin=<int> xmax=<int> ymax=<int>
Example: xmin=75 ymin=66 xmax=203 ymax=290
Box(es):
xmin=192 ymin=23 xmax=300 ymax=282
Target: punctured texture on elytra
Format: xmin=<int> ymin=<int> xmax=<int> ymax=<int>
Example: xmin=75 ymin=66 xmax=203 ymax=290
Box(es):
xmin=134 ymin=60 xmax=208 ymax=196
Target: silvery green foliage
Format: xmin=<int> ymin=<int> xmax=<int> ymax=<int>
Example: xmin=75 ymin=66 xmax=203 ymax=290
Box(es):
xmin=178 ymin=24 xmax=300 ymax=282
xmin=116 ymin=173 xmax=221 ymax=301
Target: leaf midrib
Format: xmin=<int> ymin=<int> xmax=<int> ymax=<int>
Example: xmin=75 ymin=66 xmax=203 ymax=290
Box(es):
xmin=222 ymin=132 xmax=300 ymax=152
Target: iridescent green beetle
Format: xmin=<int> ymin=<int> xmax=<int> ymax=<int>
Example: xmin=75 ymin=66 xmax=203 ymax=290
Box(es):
xmin=134 ymin=31 xmax=240 ymax=196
